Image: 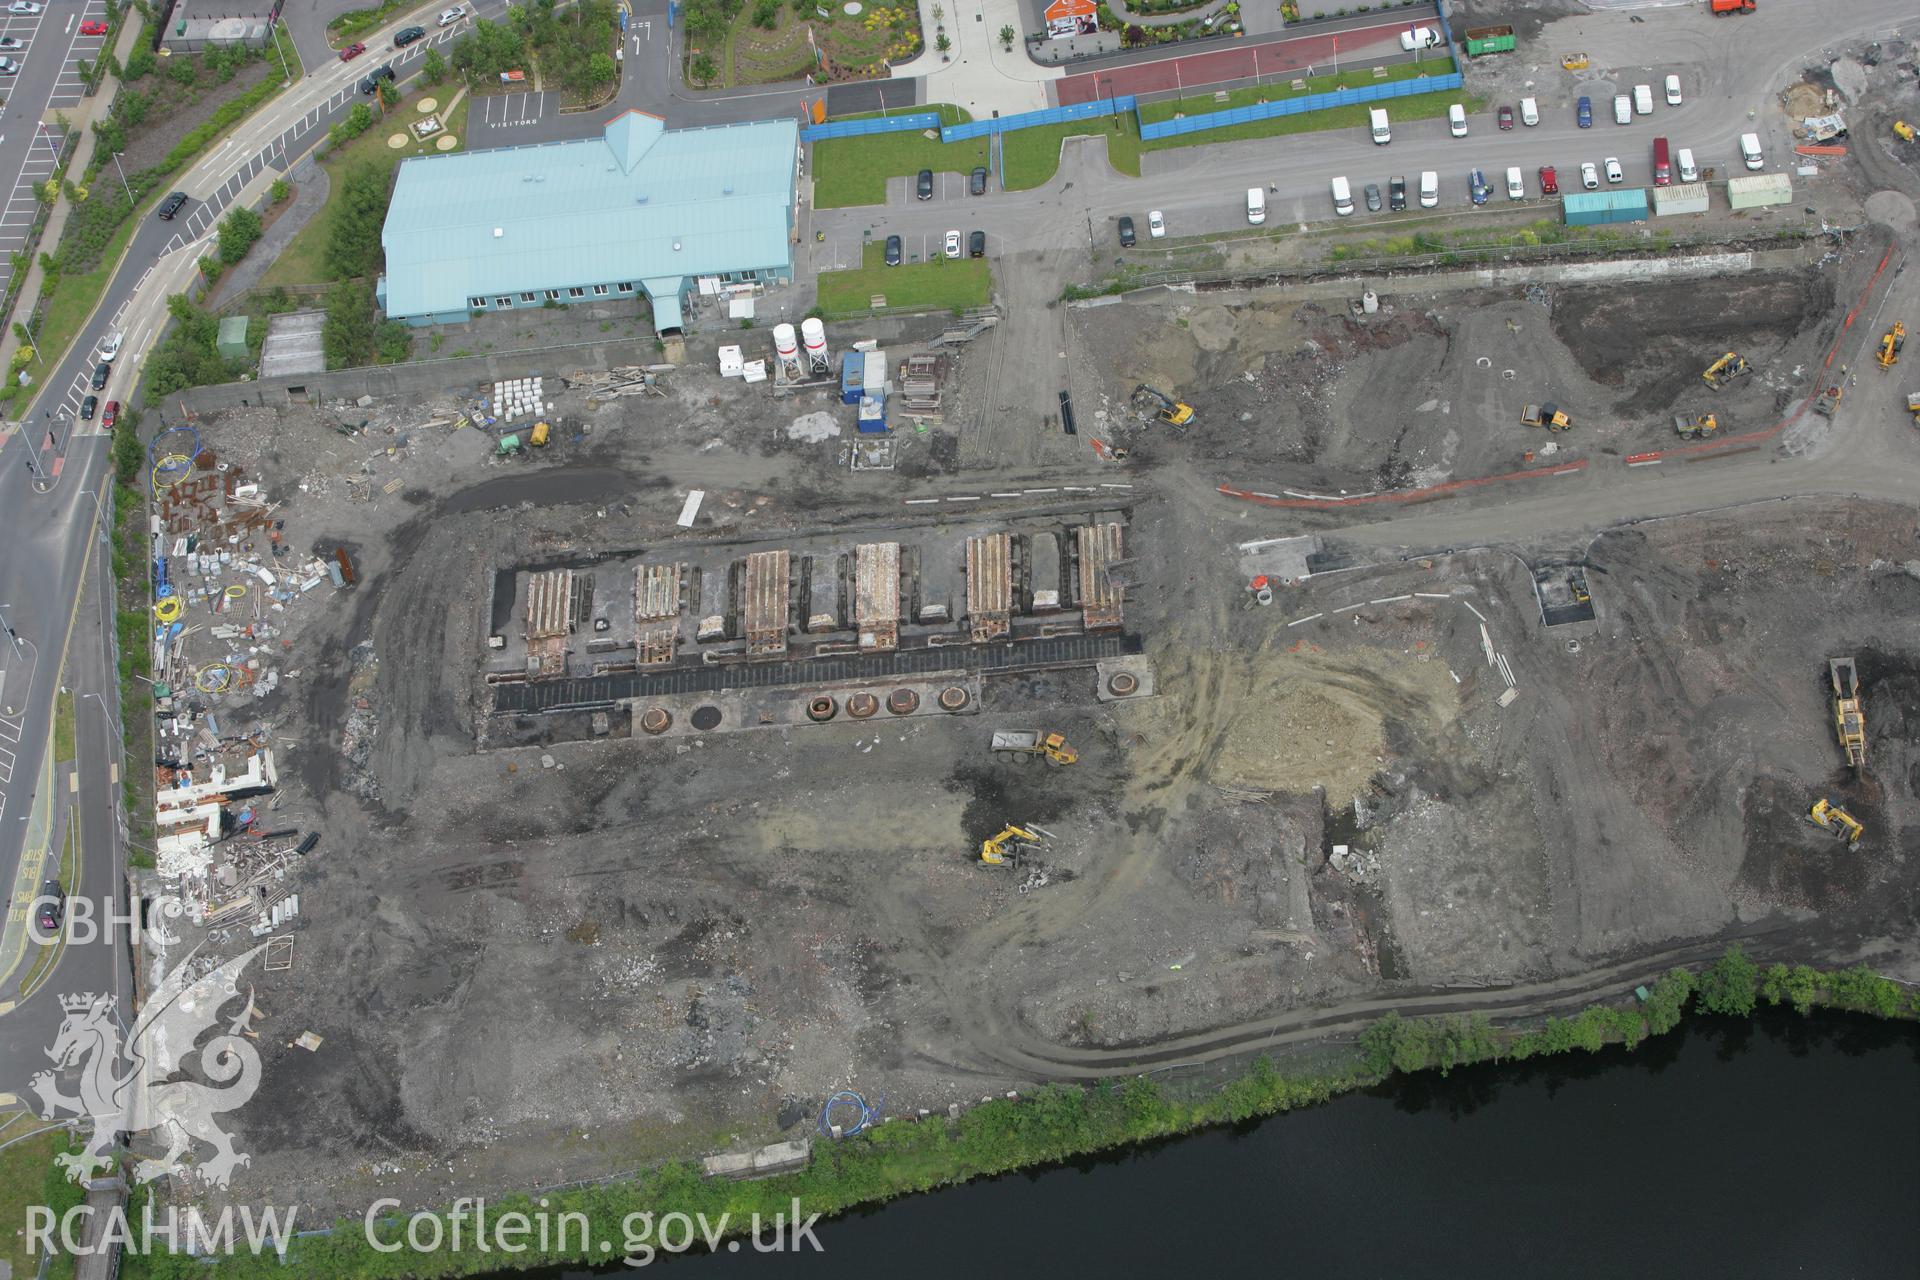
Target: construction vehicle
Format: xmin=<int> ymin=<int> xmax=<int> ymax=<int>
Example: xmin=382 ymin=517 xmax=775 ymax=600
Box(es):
xmin=990 ymin=731 xmax=1079 ymax=766
xmin=1701 ymin=352 xmax=1753 ymax=391
xmin=1907 ymin=391 xmax=1920 ymax=426
xmin=1520 ymin=402 xmax=1571 ymax=432
xmin=530 ymin=420 xmax=551 ymax=446
xmin=1897 ymin=120 xmax=1916 ymax=143
xmin=1671 ymin=411 xmax=1721 ymax=440
xmin=1811 ymin=366 xmax=1847 ymax=417
xmin=1560 ymin=52 xmax=1589 ymax=71
xmin=1708 ymin=0 xmax=1755 ymax=13
xmin=1877 ymin=321 xmax=1905 ymax=371
xmin=1808 ymin=799 xmax=1863 ymax=849
xmin=979 ymin=823 xmax=1053 ymax=867
xmin=1829 ymin=657 xmax=1866 ymax=769
xmin=1131 ymin=384 xmax=1194 ymax=429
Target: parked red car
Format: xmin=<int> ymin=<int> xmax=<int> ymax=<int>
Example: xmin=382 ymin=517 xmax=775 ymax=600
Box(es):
xmin=1538 ymin=165 xmax=1559 ymax=196
xmin=101 ymin=400 xmax=119 ymax=428
xmin=1497 ymin=104 xmax=1514 ymax=131
xmin=339 ymin=40 xmax=366 ymax=60
xmin=79 ymin=18 xmax=107 ymax=34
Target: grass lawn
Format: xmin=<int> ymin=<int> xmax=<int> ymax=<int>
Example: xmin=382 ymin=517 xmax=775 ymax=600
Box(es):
xmin=815 ymin=241 xmax=990 ymax=318
xmin=29 ymin=212 xmax=140 ymax=393
xmin=1142 ymin=89 xmax=1481 ymax=153
xmin=1002 ymin=113 xmax=1142 ymax=189
xmin=262 ymin=92 xmax=468 ymax=290
xmin=811 ymin=105 xmax=983 ymax=209
xmin=0 ymin=1121 xmax=65 ymax=1279
xmin=1138 ymin=60 xmax=1445 ymax=124
xmin=53 ymin=689 xmax=74 ymax=762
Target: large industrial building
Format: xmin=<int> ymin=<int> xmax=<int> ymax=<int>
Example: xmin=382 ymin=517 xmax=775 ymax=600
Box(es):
xmin=377 ymin=109 xmax=799 ymax=333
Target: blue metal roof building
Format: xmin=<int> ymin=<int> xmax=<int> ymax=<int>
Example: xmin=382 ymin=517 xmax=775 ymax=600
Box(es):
xmin=377 ymin=110 xmax=798 ymax=332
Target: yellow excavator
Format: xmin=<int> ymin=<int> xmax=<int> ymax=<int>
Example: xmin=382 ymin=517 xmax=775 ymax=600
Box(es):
xmin=1878 ymin=321 xmax=1905 ymax=370
xmin=1702 ymin=352 xmax=1753 ymax=391
xmin=979 ymin=823 xmax=1052 ymax=867
xmin=1672 ymin=411 xmax=1720 ymax=440
xmin=1808 ymin=799 xmax=1864 ymax=849
xmin=1811 ymin=366 xmax=1847 ymax=417
xmin=1520 ymin=402 xmax=1572 ymax=432
xmin=1132 ymin=384 xmax=1195 ymax=428
xmin=991 ymin=731 xmax=1079 ymax=765
xmin=1829 ymin=657 xmax=1866 ymax=769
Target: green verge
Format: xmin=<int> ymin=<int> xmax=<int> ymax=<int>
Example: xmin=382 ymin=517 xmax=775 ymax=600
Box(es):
xmin=53 ymin=689 xmax=76 ymax=762
xmin=810 ymin=104 xmax=979 ymax=209
xmin=815 ymin=240 xmax=990 ymax=318
xmin=119 ymin=947 xmax=1916 ymax=1279
xmin=106 ymin=414 xmax=155 ymax=865
xmin=1142 ymin=88 xmax=1482 ymax=153
xmin=1138 ymin=59 xmax=1443 ymax=124
xmin=1001 ymin=112 xmax=1141 ymax=189
xmin=0 ymin=1126 xmax=84 ymax=1279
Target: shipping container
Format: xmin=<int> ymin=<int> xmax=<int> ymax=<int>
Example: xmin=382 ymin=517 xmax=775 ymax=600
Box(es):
xmin=1726 ymin=173 xmax=1792 ymax=209
xmin=1463 ymin=24 xmax=1516 ymax=55
xmin=1562 ymin=188 xmax=1648 ymax=226
xmin=1652 ymin=182 xmax=1710 ymax=217
xmin=839 ymin=353 xmax=865 ymax=404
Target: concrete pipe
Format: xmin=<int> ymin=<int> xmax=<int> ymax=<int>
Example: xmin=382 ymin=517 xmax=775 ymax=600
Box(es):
xmin=806 ymin=695 xmax=838 ymax=722
xmin=847 ymin=692 xmax=880 ymax=719
xmin=640 ymin=708 xmax=672 ymax=735
xmin=938 ymin=686 xmax=970 ymax=711
xmin=1107 ymin=672 xmax=1139 ymax=697
xmin=886 ymin=688 xmax=920 ymax=716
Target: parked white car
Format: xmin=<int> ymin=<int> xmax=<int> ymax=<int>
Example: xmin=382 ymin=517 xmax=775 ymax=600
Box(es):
xmin=1580 ymin=161 xmax=1599 ymax=190
xmin=1604 ymin=156 xmax=1624 ymax=184
xmin=6 ymin=2 xmax=41 ymax=14
xmin=437 ymin=5 xmax=465 ymax=25
xmin=1664 ymin=74 xmax=1683 ymax=106
xmin=97 ymin=331 xmax=123 ymax=362
xmin=1147 ymin=209 xmax=1166 ymax=238
xmin=943 ymin=229 xmax=961 ymax=259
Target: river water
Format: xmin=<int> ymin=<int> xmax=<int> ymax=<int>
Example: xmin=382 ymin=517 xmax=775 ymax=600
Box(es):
xmin=537 ymin=1011 xmax=1919 ymax=1278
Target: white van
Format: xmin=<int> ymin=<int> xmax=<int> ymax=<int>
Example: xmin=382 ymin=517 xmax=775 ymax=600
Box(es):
xmin=1739 ymin=132 xmax=1764 ymax=170
xmin=1419 ymin=170 xmax=1439 ymax=208
xmin=1519 ymin=96 xmax=1539 ymax=127
xmin=1613 ymin=94 xmax=1633 ymax=125
xmin=1398 ymin=25 xmax=1439 ymax=52
xmin=1677 ymin=147 xmax=1698 ymax=182
xmin=1246 ymin=186 xmax=1266 ymax=224
xmin=1447 ymin=103 xmax=1467 ymax=137
xmin=1331 ymin=175 xmax=1354 ymax=216
xmin=1369 ymin=107 xmax=1391 ymax=145
xmin=1505 ymin=166 xmax=1525 ymax=200
xmin=1633 ymin=84 xmax=1653 ymax=115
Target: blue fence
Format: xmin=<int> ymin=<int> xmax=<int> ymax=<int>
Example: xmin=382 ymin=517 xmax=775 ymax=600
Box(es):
xmin=802 ymin=111 xmax=944 ymax=142
xmin=940 ymin=95 xmax=1137 ymax=142
xmin=1137 ymin=72 xmax=1462 ymax=141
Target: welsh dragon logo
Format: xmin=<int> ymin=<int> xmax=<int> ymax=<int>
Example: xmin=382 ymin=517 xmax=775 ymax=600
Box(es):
xmin=31 ymin=942 xmax=269 ymax=1189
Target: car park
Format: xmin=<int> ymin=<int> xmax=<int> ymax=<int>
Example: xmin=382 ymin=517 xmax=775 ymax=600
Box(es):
xmin=80 ymin=18 xmax=107 ymax=34
xmin=0 ymin=37 xmax=21 ymax=49
xmin=1633 ymin=83 xmax=1653 ymax=115
xmin=1388 ymin=175 xmax=1407 ymax=212
xmin=1614 ymin=94 xmax=1632 ymax=125
xmin=1604 ymin=156 xmax=1624 ymax=183
xmin=1504 ymin=167 xmax=1525 ymax=200
xmin=1148 ymin=209 xmax=1166 ymax=238
xmin=1468 ymin=169 xmax=1489 ymax=205
xmin=884 ymin=235 xmax=901 ymax=266
xmin=437 ymin=5 xmax=465 ymax=25
xmin=915 ymin=168 xmax=933 ymax=200
xmin=968 ymin=230 xmax=985 ymax=258
xmin=1363 ymin=182 xmax=1383 ymax=213
xmin=1329 ymin=176 xmax=1353 ymax=216
xmin=1519 ymin=96 xmax=1539 ymax=127
xmin=157 ymin=190 xmax=188 ymax=219
xmin=1580 ymin=161 xmax=1599 ymax=190
xmin=1117 ymin=215 xmax=1136 ymax=247
xmin=34 ymin=880 xmax=62 ymax=934
xmin=359 ymin=64 xmax=395 ymax=93
xmin=80 ymin=395 xmax=97 ymax=421
xmin=394 ymin=25 xmax=426 ymax=47
xmin=969 ymin=166 xmax=987 ymax=196
xmin=102 ymin=400 xmax=119 ymax=428
xmin=1577 ymin=96 xmax=1592 ymax=128
xmin=1498 ymin=105 xmax=1514 ymax=131
xmin=340 ymin=40 xmax=366 ymax=60
xmin=1665 ymin=74 xmax=1683 ymax=106
xmin=0 ymin=57 xmax=17 ymax=75
xmin=1538 ymin=166 xmax=1559 ymax=196
xmin=943 ymin=229 xmax=961 ymax=259
xmin=1678 ymin=147 xmax=1699 ymax=182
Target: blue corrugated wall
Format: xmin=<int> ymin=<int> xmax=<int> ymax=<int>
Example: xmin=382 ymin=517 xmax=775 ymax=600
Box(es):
xmin=1137 ymin=72 xmax=1463 ymax=141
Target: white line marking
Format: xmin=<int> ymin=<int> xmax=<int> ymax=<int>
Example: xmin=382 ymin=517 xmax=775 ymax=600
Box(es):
xmin=1286 ymin=614 xmax=1322 ymax=627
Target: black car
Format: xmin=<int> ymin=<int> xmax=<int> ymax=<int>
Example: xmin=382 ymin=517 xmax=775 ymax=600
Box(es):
xmin=915 ymin=168 xmax=933 ymax=200
xmin=1117 ymin=215 xmax=1136 ymax=248
xmin=969 ymin=166 xmax=987 ymax=196
xmin=157 ymin=190 xmax=188 ymax=220
xmin=884 ymin=234 xmax=902 ymax=266
xmin=1363 ymin=182 xmax=1383 ymax=213
xmin=34 ymin=879 xmax=63 ymax=934
xmin=359 ymin=63 xmax=395 ymax=94
xmin=91 ymin=361 xmax=110 ymax=390
xmin=81 ymin=395 xmax=97 ymax=421
xmin=968 ymin=230 xmax=985 ymax=258
xmin=1388 ymin=175 xmax=1407 ymax=212
xmin=393 ymin=24 xmax=425 ymax=46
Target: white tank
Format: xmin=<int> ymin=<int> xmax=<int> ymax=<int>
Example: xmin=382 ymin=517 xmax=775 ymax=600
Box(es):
xmin=1361 ymin=289 xmax=1379 ymax=314
xmin=774 ymin=323 xmax=798 ymax=360
xmin=801 ymin=317 xmax=829 ymax=371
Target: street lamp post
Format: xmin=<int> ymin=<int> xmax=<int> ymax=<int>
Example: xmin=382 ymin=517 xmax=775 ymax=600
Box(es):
xmin=83 ymin=692 xmax=124 ymax=748
xmin=79 ymin=487 xmax=113 ymax=542
xmin=0 ymin=603 xmax=25 ymax=665
xmin=110 ymin=151 xmax=133 ymax=205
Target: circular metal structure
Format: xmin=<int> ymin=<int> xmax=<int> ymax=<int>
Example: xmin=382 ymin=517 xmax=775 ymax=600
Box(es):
xmin=847 ymin=692 xmax=879 ymax=719
xmin=1108 ymin=671 xmax=1139 ymax=697
xmin=690 ymin=705 xmax=722 ymax=732
xmin=937 ymin=686 xmax=969 ymax=711
xmin=806 ymin=695 xmax=837 ymax=722
xmin=886 ymin=688 xmax=920 ymax=716
xmin=639 ymin=708 xmax=672 ymax=735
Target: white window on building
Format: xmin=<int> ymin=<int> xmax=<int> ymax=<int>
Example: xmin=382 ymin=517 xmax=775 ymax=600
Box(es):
xmin=470 ymin=297 xmax=487 ymax=308
xmin=546 ymin=289 xmax=561 ymax=301
xmin=495 ymin=296 xmax=513 ymax=308
xmin=615 ymin=282 xmax=633 ymax=293
xmin=520 ymin=292 xmax=536 ymax=303
xmin=592 ymin=284 xmax=608 ymax=296
xmin=568 ymin=287 xmax=585 ymax=298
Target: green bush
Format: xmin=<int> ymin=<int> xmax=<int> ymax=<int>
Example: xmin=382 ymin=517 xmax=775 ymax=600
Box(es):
xmin=1696 ymin=944 xmax=1759 ymax=1016
xmin=323 ymin=161 xmax=392 ymax=281
xmin=167 ymin=56 xmax=196 ymax=85
xmin=328 ymin=101 xmax=374 ymax=146
xmin=322 ymin=279 xmax=377 ymax=369
xmin=216 ymin=206 xmax=262 ymax=265
xmin=124 ymin=45 xmax=154 ymax=80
